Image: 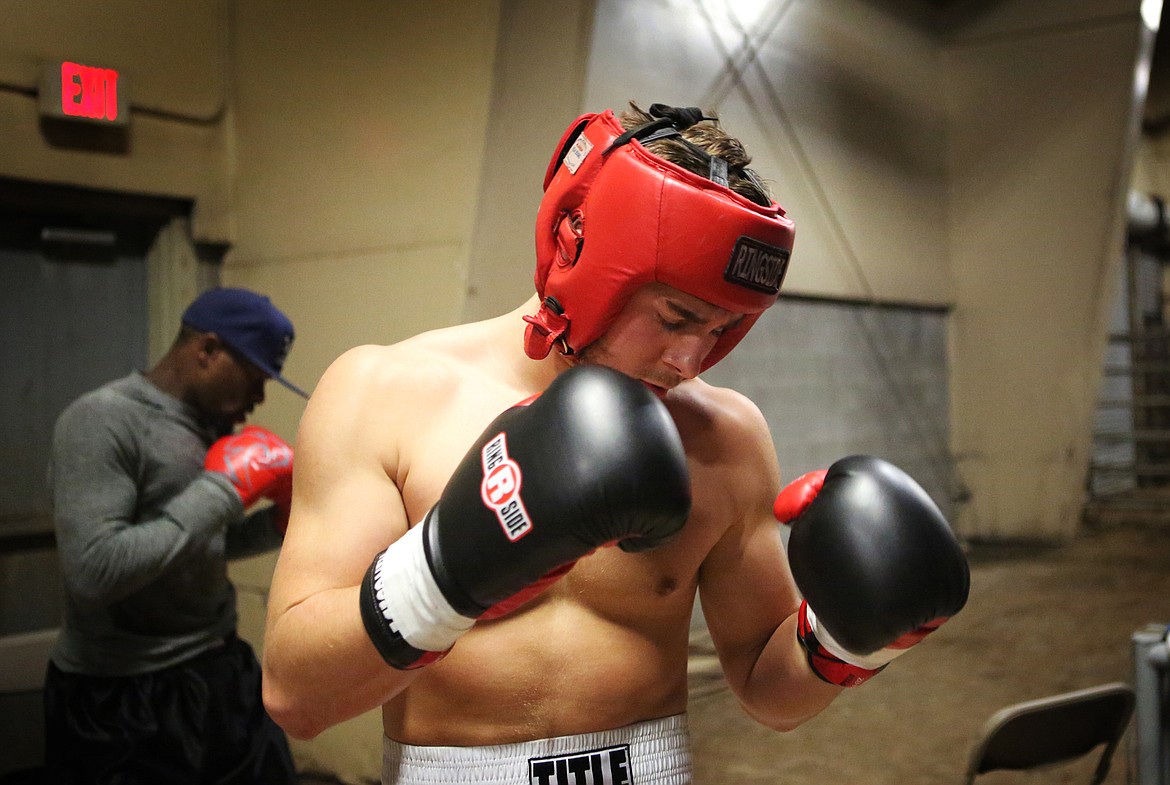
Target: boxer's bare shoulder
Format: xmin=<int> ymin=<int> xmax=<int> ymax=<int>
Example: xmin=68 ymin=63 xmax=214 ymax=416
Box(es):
xmin=304 ymin=310 xmax=546 ymax=533
xmin=308 ymin=316 xmax=523 ymax=444
xmin=669 ymin=377 xmax=772 ymax=443
xmin=668 ymin=377 xmax=780 ymax=501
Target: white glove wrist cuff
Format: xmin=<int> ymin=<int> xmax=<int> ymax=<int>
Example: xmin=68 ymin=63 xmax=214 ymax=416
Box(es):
xmin=805 ymin=604 xmax=904 ymax=670
xmin=370 ymin=523 xmax=475 ymax=652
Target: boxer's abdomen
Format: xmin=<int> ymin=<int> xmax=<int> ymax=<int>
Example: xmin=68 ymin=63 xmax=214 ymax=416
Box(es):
xmin=382 ymin=547 xmax=697 ymax=745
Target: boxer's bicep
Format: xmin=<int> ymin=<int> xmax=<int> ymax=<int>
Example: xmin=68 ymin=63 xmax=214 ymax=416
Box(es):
xmin=700 ymin=509 xmax=798 ymax=674
xmin=696 ymin=394 xmax=808 ymax=710
xmin=262 ymin=347 xmax=420 ymax=738
xmin=271 ymin=346 xmax=410 ymax=612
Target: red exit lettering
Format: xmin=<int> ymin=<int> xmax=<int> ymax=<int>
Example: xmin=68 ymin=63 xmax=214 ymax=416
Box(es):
xmin=60 ymin=61 xmax=119 ymax=122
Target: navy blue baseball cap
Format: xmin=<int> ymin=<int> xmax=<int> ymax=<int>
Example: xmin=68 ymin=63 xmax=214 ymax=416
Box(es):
xmin=182 ymin=287 xmax=308 ymax=398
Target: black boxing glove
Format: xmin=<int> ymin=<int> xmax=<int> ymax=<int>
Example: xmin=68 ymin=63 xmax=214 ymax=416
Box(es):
xmin=774 ymin=455 xmax=969 ymax=686
xmin=360 ymin=365 xmax=692 ymax=670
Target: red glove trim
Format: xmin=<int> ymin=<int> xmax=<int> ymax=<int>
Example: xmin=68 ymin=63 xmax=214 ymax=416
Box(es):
xmin=773 ymin=470 xmax=827 ymax=523
xmin=479 ymin=561 xmax=576 ymax=621
xmin=886 ymin=617 xmax=947 ymax=650
xmin=796 ymin=601 xmax=884 ymax=688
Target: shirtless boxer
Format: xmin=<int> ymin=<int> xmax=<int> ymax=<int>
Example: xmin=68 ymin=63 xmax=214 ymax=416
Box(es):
xmin=261 ymin=104 xmax=969 ymax=784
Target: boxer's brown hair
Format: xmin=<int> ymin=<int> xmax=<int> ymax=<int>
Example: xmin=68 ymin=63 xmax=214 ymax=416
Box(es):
xmin=617 ymin=101 xmax=772 ymax=207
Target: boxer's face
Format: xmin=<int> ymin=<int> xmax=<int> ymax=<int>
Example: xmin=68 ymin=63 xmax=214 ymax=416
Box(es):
xmin=193 ymin=337 xmax=268 ymax=426
xmin=577 ymin=283 xmax=742 ymax=396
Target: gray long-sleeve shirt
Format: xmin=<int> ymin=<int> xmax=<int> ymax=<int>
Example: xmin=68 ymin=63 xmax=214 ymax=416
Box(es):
xmin=48 ymin=371 xmax=283 ymax=676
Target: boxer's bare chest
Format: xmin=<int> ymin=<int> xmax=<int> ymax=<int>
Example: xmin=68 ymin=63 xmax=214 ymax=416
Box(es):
xmin=395 ymin=372 xmax=736 ymax=619
xmin=396 ymin=379 xmax=528 ymax=526
xmin=383 ymin=366 xmax=747 ymax=742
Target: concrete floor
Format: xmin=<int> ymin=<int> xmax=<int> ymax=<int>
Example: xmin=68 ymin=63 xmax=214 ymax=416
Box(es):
xmin=688 ymin=521 xmax=1170 ymax=785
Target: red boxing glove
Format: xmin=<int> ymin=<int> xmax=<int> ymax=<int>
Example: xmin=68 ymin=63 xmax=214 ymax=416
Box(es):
xmin=205 ymin=425 xmax=295 ymax=510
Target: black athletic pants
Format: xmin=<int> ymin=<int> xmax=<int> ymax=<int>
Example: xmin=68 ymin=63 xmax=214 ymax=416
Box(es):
xmin=43 ymin=635 xmax=296 ymax=785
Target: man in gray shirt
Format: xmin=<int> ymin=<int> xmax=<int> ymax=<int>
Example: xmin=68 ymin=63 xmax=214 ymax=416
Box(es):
xmin=45 ymin=287 xmax=307 ymax=785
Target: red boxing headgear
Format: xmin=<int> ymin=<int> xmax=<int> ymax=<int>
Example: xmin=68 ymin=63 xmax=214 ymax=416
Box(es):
xmin=524 ymin=107 xmax=795 ymax=371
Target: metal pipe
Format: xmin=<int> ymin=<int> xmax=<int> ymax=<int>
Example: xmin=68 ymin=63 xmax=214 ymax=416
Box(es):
xmin=1133 ymin=624 xmax=1170 ymax=785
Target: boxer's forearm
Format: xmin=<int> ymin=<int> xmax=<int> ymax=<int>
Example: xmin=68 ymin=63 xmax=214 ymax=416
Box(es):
xmin=725 ymin=613 xmax=842 ymax=731
xmin=262 ymin=586 xmax=418 ymax=740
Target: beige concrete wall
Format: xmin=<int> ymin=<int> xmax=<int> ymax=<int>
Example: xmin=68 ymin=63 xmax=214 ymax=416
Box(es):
xmin=942 ymin=0 xmax=1151 ymax=539
xmin=2 ymin=0 xmax=1148 ymax=546
xmin=575 ymin=0 xmax=1150 ymax=540
xmin=220 ymin=3 xmax=504 ymax=779
xmin=466 ymin=0 xmax=951 ymax=316
xmin=221 ymin=0 xmax=503 ymax=435
xmin=581 ymin=0 xmax=954 ymax=307
xmin=463 ymin=0 xmax=598 ymax=322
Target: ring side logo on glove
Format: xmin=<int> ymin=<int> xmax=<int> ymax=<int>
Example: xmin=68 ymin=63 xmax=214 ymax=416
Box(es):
xmin=480 ymin=433 xmax=533 ymax=541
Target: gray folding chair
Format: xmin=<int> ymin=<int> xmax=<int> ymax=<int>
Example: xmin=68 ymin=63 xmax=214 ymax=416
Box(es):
xmin=964 ymin=682 xmax=1136 ymax=785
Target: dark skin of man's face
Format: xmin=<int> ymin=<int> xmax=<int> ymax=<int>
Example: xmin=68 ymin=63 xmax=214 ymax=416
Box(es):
xmin=191 ymin=340 xmax=268 ymax=433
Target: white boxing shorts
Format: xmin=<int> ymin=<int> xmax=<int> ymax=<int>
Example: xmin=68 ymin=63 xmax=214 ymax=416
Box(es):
xmin=381 ymin=714 xmax=692 ymax=785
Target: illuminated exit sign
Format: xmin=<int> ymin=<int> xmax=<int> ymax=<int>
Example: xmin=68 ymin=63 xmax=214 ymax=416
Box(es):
xmin=39 ymin=60 xmax=129 ymax=126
